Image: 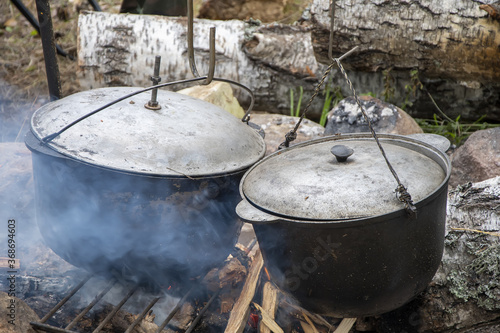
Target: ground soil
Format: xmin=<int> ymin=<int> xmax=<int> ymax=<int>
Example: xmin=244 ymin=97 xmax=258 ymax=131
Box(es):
xmin=0 ymin=0 xmax=127 ymax=142
xmin=0 ymin=0 xmax=309 ymax=143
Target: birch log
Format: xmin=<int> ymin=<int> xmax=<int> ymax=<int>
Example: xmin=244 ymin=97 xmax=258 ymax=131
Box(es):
xmin=371 ymin=177 xmax=500 ymax=332
xmin=310 ymin=0 xmax=500 ymax=121
xmin=311 ymin=0 xmax=500 ymax=82
xmin=77 ymin=5 xmax=500 ymax=121
xmin=76 ymin=11 xmax=327 ymax=116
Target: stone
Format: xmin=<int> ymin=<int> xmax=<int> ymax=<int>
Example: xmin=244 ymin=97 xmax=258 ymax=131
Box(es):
xmin=177 ymin=81 xmax=246 ymax=119
xmin=0 ymin=292 xmax=40 ymax=333
xmin=248 ymin=113 xmax=324 ymax=155
xmin=198 ymin=0 xmax=287 ymax=23
xmin=449 ymin=127 xmax=500 ymax=188
xmin=324 ymin=96 xmax=423 ymax=136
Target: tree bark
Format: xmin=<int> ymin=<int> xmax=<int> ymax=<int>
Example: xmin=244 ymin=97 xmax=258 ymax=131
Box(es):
xmin=310 ymin=0 xmax=500 ymax=121
xmin=77 ymin=11 xmax=327 ymax=117
xmin=311 ymin=0 xmax=500 ymax=82
xmin=371 ymin=177 xmax=500 ymax=332
xmin=77 ymin=6 xmax=500 ymax=122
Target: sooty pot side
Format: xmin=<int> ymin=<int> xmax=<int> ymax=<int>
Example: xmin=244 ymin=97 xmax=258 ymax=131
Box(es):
xmin=27 ymin=131 xmax=244 ymax=293
xmin=237 ymin=134 xmax=451 ymax=317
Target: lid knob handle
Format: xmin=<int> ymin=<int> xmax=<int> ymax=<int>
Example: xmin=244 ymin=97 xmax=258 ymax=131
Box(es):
xmin=331 ymin=145 xmax=354 ymax=162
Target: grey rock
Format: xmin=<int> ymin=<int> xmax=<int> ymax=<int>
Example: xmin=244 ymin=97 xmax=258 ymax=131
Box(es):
xmin=324 ymin=96 xmax=423 ymax=136
xmin=449 ymin=127 xmax=500 ymax=188
xmin=249 ymin=113 xmax=324 ymax=155
xmin=0 ymin=292 xmax=40 ymax=333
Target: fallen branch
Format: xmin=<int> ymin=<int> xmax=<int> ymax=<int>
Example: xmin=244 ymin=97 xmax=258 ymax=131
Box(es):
xmin=450 ymin=227 xmax=500 ymax=237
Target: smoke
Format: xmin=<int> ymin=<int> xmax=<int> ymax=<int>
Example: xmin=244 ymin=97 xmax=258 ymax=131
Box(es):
xmin=0 ymin=82 xmax=248 ymax=331
xmin=25 ymin=145 xmax=244 ymax=294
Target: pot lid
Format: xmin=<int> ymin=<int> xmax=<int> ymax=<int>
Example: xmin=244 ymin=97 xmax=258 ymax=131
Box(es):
xmin=241 ymin=134 xmax=449 ymax=220
xmin=31 ymin=87 xmax=266 ymax=177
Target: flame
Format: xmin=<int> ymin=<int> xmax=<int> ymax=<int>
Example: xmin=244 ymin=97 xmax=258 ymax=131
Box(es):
xmin=264 ymin=267 xmax=270 ymax=281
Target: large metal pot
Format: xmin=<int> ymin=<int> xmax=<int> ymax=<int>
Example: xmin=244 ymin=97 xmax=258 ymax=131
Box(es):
xmin=236 ymin=133 xmax=450 ymax=317
xmin=26 ymin=87 xmax=266 ymax=291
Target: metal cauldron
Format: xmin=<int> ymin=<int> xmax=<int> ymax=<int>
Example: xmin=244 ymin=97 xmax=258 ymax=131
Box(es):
xmin=25 ymin=87 xmax=266 ymax=291
xmin=236 ymin=133 xmax=450 ymax=317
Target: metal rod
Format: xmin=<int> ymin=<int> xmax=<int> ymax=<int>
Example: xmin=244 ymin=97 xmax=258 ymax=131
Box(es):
xmin=30 ymin=322 xmax=79 ymax=333
xmin=184 ymin=290 xmax=220 ymax=333
xmin=10 ymin=0 xmax=39 ymax=35
xmin=41 ymin=76 xmax=255 ymax=144
xmin=155 ymin=287 xmax=195 ymax=333
xmin=337 ymin=46 xmax=359 ymax=62
xmin=93 ymin=285 xmax=139 ymax=333
xmin=10 ymin=0 xmax=72 ymax=59
xmin=328 ymin=0 xmax=336 ymax=61
xmin=206 ymin=27 xmax=216 ymax=84
xmin=35 ymin=0 xmax=62 ymax=101
xmin=187 ymin=0 xmax=216 ymax=84
xmin=40 ymin=274 xmax=92 ymax=323
xmin=124 ymin=297 xmax=161 ymax=333
xmin=145 ymin=55 xmax=162 ymax=110
xmin=87 ymin=0 xmax=102 ymax=11
xmin=65 ymin=279 xmax=117 ymax=330
xmin=187 ymin=0 xmax=199 ymax=77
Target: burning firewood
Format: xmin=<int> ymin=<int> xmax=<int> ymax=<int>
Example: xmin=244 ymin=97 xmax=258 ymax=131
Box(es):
xmin=252 ymin=302 xmax=284 ymax=333
xmin=281 ymin=300 xmax=335 ymax=332
xmin=224 ymin=249 xmax=264 ymax=333
xmin=300 ymin=312 xmax=320 ymax=333
xmin=259 ymin=281 xmax=279 ymax=333
xmin=333 ymin=318 xmax=357 ymax=333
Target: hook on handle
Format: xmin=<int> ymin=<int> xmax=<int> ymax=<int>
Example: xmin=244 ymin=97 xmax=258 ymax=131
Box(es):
xmin=187 ymin=0 xmax=216 ymax=85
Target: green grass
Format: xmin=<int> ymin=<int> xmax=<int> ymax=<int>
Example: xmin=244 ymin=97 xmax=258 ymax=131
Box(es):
xmin=416 ymin=115 xmax=499 ymax=147
xmin=289 ymin=86 xmax=304 ymax=117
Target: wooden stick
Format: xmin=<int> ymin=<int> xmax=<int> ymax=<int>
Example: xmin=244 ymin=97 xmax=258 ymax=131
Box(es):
xmin=259 ymin=282 xmax=279 ymax=333
xmin=450 ymin=227 xmax=500 ymax=237
xmin=224 ymin=249 xmax=264 ymax=333
xmin=281 ymin=301 xmax=333 ymax=330
xmin=302 ymin=312 xmax=319 ymax=333
xmin=334 ymin=318 xmax=357 ymax=333
xmin=253 ymin=303 xmax=284 ymax=333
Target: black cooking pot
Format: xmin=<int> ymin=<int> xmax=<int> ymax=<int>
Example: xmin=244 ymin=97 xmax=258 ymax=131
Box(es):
xmin=236 ymin=134 xmax=450 ymax=317
xmin=25 ymin=87 xmax=266 ymax=291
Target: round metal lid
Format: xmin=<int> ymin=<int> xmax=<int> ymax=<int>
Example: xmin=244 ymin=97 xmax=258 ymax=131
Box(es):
xmin=31 ymin=87 xmax=266 ymax=177
xmin=241 ymin=134 xmax=449 ymax=220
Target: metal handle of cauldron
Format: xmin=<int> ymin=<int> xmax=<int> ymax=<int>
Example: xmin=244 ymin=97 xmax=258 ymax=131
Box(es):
xmin=39 ymin=76 xmax=257 ymax=144
xmin=187 ymin=0 xmax=215 ymax=85
xmin=40 ymin=0 xmax=257 ymax=143
xmin=185 ymin=0 xmax=254 ymax=125
xmin=278 ymin=0 xmax=417 ymax=218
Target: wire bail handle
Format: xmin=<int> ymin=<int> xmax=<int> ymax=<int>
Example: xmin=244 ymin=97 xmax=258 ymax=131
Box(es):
xmin=278 ymin=0 xmax=417 ymax=218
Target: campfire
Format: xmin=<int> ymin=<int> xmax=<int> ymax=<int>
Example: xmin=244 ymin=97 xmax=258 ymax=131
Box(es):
xmin=1 ymin=233 xmax=354 ymax=333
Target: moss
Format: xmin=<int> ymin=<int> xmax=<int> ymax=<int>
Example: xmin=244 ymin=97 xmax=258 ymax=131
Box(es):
xmin=446 ymin=234 xmax=500 ymax=311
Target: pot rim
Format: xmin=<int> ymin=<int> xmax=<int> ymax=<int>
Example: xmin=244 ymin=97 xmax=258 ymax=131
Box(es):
xmin=238 ymin=133 xmax=451 ymax=226
xmin=25 ymin=130 xmax=247 ymax=180
xmin=29 ymin=87 xmax=266 ymax=177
